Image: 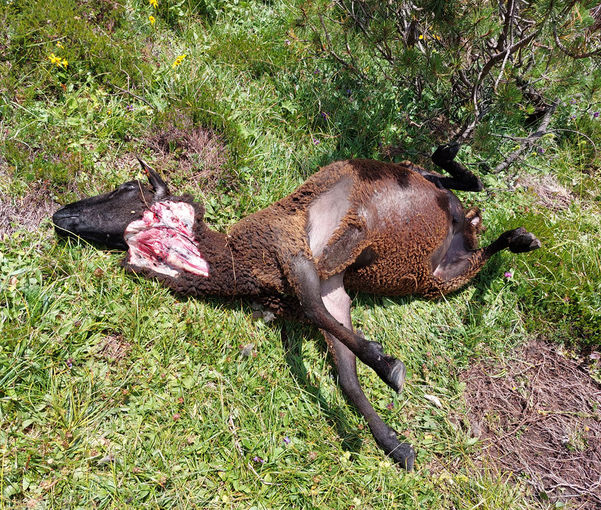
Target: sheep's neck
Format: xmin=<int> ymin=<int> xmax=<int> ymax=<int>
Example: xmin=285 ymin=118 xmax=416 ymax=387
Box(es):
xmin=189 ymin=227 xmax=250 ymax=297
xmin=123 ymin=201 xmax=257 ymax=298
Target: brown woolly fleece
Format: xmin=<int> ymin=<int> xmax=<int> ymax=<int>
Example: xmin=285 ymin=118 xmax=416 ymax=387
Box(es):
xmin=123 ymin=159 xmax=484 ymax=308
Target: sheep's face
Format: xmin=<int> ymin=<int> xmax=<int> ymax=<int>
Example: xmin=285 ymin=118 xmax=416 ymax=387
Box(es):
xmin=52 ymin=164 xmax=169 ymax=250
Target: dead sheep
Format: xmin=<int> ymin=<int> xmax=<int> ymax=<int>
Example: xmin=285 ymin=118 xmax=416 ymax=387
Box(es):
xmin=52 ymin=144 xmax=540 ymax=470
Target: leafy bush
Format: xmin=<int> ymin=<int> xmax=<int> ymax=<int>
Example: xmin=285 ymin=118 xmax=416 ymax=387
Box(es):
xmin=305 ymin=0 xmax=601 ymax=156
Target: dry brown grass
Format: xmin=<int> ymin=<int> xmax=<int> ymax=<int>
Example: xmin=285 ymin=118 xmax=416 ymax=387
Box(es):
xmin=144 ymin=112 xmax=230 ymax=192
xmin=96 ymin=333 xmax=132 ymax=363
xmin=518 ymin=174 xmax=574 ymax=211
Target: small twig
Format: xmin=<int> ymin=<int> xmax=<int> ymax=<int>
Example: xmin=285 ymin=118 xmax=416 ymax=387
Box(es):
xmin=317 ymin=14 xmax=366 ymax=79
xmin=458 ymin=32 xmax=537 ymax=143
xmin=493 ymin=45 xmax=512 ymax=92
xmin=553 ymin=24 xmax=601 ymax=59
xmin=490 ymin=133 xmax=528 ymax=142
xmin=551 ymin=128 xmax=598 ymax=158
xmin=494 ymin=0 xmax=516 ymax=91
xmin=108 ymin=82 xmax=154 ymax=108
xmin=546 ymin=480 xmax=601 ymax=503
xmin=492 ymin=99 xmax=558 ymax=173
xmin=227 ymin=414 xmax=274 ymax=485
xmin=496 ymin=0 xmax=515 ymax=51
xmin=227 ymin=414 xmax=245 ymax=456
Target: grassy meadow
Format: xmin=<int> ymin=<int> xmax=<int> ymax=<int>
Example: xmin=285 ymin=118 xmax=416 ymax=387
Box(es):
xmin=1 ymin=0 xmax=600 ymax=508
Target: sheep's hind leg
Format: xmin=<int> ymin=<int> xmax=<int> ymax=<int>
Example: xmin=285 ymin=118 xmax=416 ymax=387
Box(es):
xmin=494 ymin=227 xmax=542 ymax=253
xmin=288 ymin=254 xmax=406 ymax=394
xmin=321 ymin=275 xmax=415 ymax=470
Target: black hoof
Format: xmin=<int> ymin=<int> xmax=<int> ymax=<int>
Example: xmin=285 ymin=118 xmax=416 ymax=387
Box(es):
xmin=366 ymin=342 xmax=407 ymax=393
xmin=389 ymin=442 xmax=415 ymax=471
xmin=387 ymin=359 xmax=407 ymax=394
xmin=374 ymin=426 xmax=415 ymax=471
xmin=507 ymin=227 xmax=542 ymax=253
xmin=432 ymin=142 xmax=460 ymax=163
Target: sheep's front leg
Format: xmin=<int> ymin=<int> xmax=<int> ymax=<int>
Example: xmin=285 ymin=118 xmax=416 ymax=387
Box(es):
xmin=430 ymin=142 xmax=484 ymax=192
xmin=288 ymin=254 xmax=406 ymax=394
xmin=321 ymin=275 xmax=415 ymax=470
xmin=433 ymin=227 xmax=541 ymax=293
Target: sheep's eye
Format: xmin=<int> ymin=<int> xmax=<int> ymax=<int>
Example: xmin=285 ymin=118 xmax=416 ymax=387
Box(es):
xmin=119 ymin=182 xmax=138 ymax=191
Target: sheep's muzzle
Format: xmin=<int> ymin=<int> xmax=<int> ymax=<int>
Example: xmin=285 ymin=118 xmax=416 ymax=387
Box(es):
xmin=124 ymin=201 xmax=209 ymax=278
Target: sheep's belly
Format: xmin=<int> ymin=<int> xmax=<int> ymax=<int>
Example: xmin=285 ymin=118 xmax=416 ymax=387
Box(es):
xmin=344 ymin=229 xmax=446 ymax=296
xmin=124 ymin=201 xmax=209 ymax=278
xmin=345 ymin=262 xmax=431 ymax=295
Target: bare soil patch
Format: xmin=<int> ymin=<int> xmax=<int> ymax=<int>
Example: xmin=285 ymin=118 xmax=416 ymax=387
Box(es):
xmin=462 ymin=339 xmax=601 ymax=509
xmin=144 ymin=113 xmax=231 ymax=192
xmin=0 ymin=180 xmax=58 ymax=236
xmin=96 ymin=334 xmax=131 ymax=363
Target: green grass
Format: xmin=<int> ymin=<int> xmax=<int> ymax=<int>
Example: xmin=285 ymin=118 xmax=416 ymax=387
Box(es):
xmin=1 ymin=0 xmax=600 ymax=508
xmin=1 ymin=235 xmax=541 ymax=508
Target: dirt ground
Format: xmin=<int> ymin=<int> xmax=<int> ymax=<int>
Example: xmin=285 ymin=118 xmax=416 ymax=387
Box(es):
xmin=0 ymin=179 xmax=58 ymax=237
xmin=144 ymin=114 xmax=231 ymax=192
xmin=462 ymin=339 xmax=601 ymax=509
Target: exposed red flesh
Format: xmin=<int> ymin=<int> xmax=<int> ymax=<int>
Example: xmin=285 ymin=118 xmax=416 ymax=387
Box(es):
xmin=124 ymin=201 xmax=209 ymax=278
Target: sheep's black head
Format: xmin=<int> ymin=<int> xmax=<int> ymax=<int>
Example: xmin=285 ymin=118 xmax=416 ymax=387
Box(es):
xmin=52 ymin=158 xmax=170 ymax=249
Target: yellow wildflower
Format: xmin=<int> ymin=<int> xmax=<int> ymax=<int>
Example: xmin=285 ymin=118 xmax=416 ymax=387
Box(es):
xmin=418 ymin=34 xmax=424 ymax=40
xmin=149 ymin=0 xmax=158 ymax=7
xmin=48 ymin=53 xmax=68 ymax=68
xmin=56 ymin=41 xmax=64 ymax=48
xmin=172 ymin=54 xmax=187 ymax=68
xmin=48 ymin=53 xmax=61 ymax=65
xmin=149 ymin=15 xmax=156 ymax=26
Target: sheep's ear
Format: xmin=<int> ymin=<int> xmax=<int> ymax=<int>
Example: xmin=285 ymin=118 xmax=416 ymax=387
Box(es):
xmin=136 ymin=156 xmax=169 ymax=199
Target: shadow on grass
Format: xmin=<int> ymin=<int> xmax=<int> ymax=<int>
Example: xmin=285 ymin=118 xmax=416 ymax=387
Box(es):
xmin=279 ymin=321 xmax=364 ymax=455
xmin=272 ymin=252 xmax=507 ymax=459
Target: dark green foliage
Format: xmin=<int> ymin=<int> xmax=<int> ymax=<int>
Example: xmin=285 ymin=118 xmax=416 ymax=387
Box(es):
xmin=1 ymin=0 xmax=153 ymax=100
xmin=308 ymin=0 xmax=601 ymax=153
